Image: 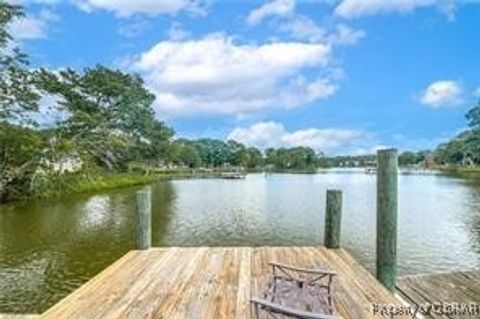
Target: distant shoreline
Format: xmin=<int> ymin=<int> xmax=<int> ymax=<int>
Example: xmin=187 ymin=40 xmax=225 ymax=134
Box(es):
xmin=4 ymin=166 xmax=480 ymax=205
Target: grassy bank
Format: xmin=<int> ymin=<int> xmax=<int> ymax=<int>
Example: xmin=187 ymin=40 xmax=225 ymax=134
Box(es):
xmin=3 ymin=167 xmax=333 ymax=204
xmin=435 ymin=165 xmax=480 ymax=178
xmin=69 ymin=173 xmax=164 ymax=194
xmin=435 ymin=165 xmax=480 ymax=173
xmin=24 ymin=172 xmax=167 ymax=201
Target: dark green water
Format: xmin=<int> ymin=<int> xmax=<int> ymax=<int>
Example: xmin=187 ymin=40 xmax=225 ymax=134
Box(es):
xmin=1 ymin=170 xmax=480 ymax=313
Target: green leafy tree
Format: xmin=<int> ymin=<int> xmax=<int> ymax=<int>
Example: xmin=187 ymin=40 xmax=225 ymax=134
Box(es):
xmin=226 ymin=140 xmax=248 ymax=167
xmin=39 ymin=66 xmax=173 ymax=170
xmin=265 ymin=146 xmax=320 ymax=170
xmin=0 ymin=123 xmax=44 ymax=201
xmin=178 ymin=144 xmax=201 ymax=168
xmin=245 ymin=147 xmax=264 ymax=169
xmin=466 ymin=100 xmax=480 ymax=128
xmin=0 ymin=4 xmax=45 ymax=201
xmin=0 ymin=3 xmax=39 ymax=123
xmin=435 ymin=101 xmax=480 ymax=166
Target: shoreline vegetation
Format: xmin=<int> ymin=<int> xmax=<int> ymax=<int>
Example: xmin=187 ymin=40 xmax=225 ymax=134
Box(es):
xmin=435 ymin=165 xmax=480 ymax=175
xmin=8 ymin=165 xmax=480 ymax=204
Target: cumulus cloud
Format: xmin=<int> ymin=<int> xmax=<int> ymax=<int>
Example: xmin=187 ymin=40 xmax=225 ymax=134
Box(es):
xmin=73 ymin=0 xmax=205 ymax=18
xmin=227 ymin=121 xmax=367 ymax=151
xmin=280 ymin=16 xmax=365 ymax=45
xmin=7 ymin=8 xmax=60 ymax=40
xmin=334 ymin=0 xmax=461 ymax=20
xmin=247 ymin=0 xmax=295 ymax=25
xmin=248 ymin=1 xmax=365 ymax=46
xmin=335 ymin=0 xmax=435 ymax=18
xmin=127 ymin=34 xmax=337 ymax=117
xmin=419 ymin=80 xmax=464 ymax=108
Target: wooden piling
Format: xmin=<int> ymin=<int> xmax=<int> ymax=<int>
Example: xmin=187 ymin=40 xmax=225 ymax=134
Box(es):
xmin=324 ymin=189 xmax=342 ymax=248
xmin=376 ymin=149 xmax=398 ymax=291
xmin=136 ymin=189 xmax=151 ymax=250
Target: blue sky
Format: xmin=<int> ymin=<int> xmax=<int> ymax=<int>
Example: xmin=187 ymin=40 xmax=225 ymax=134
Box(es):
xmin=8 ymin=0 xmax=480 ymax=155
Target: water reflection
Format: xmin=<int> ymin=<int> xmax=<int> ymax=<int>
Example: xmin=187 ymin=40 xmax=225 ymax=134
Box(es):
xmin=461 ymin=176 xmax=480 ymax=258
xmin=1 ymin=171 xmax=480 ymax=314
xmin=0 ymin=184 xmax=175 ymax=314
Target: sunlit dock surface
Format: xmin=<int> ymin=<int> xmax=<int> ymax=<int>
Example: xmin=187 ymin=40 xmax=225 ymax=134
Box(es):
xmin=398 ymin=269 xmax=480 ymax=318
xmin=0 ymin=315 xmax=39 ymax=319
xmin=40 ymin=246 xmax=406 ymax=319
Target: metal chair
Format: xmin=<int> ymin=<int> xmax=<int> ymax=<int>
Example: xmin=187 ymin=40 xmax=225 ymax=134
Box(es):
xmin=251 ymin=262 xmax=339 ymax=319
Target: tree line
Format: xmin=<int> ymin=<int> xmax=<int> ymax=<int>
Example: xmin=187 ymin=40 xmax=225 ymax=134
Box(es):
xmin=323 ymin=100 xmax=480 ymax=169
xmin=434 ymin=102 xmax=480 ymax=166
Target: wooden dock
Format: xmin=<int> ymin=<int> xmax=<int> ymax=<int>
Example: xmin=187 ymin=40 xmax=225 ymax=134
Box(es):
xmin=40 ymin=246 xmax=406 ymax=319
xmin=397 ymin=269 xmax=480 ymax=318
xmin=0 ymin=315 xmax=39 ymax=319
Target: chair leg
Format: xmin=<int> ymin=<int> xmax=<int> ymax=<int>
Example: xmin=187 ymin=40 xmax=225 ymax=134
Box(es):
xmin=252 ymin=303 xmax=259 ymax=319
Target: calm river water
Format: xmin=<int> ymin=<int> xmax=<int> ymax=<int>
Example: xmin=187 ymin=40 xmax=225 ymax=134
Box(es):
xmin=1 ymin=170 xmax=480 ymax=313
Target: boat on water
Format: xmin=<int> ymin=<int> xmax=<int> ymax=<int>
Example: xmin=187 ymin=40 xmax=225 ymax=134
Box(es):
xmin=220 ymin=172 xmax=246 ymax=179
xmin=365 ymin=167 xmax=377 ymax=174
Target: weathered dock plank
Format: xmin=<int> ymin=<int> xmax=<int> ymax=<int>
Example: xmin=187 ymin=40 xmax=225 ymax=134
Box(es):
xmin=0 ymin=315 xmax=39 ymax=319
xmin=397 ymin=269 xmax=480 ymax=319
xmin=41 ymin=246 xmax=407 ymax=319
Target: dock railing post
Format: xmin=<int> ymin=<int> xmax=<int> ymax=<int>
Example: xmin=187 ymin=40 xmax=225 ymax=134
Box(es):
xmin=324 ymin=189 xmax=342 ymax=248
xmin=136 ymin=189 xmax=152 ymax=250
xmin=376 ymin=149 xmax=398 ymax=291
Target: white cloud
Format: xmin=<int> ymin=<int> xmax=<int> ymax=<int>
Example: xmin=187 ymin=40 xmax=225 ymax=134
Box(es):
xmin=8 ymin=16 xmax=47 ymax=40
xmin=118 ymin=20 xmax=150 ymax=38
xmin=279 ymin=15 xmax=326 ymax=42
xmin=420 ymin=80 xmax=464 ymax=108
xmin=6 ymin=0 xmax=61 ymax=4
xmin=227 ymin=121 xmax=367 ymax=151
xmin=7 ymin=8 xmax=59 ymax=40
xmin=335 ymin=0 xmax=435 ymax=18
xmin=167 ymin=22 xmax=190 ymax=41
xmin=334 ymin=0 xmax=461 ymax=19
xmin=248 ymin=1 xmax=365 ymax=46
xmin=128 ymin=34 xmax=337 ymax=117
xmin=247 ymin=0 xmax=295 ymax=25
xmin=73 ymin=0 xmax=205 ymax=18
xmin=280 ymin=16 xmax=365 ymax=45
xmin=328 ymin=24 xmax=365 ymax=45
xmin=474 ymin=86 xmax=480 ymax=97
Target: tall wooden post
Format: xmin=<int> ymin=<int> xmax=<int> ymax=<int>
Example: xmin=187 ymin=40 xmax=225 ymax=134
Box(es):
xmin=136 ymin=189 xmax=151 ymax=250
xmin=376 ymin=149 xmax=398 ymax=291
xmin=324 ymin=189 xmax=342 ymax=248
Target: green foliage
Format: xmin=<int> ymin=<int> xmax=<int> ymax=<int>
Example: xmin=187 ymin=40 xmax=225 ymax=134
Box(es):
xmin=0 ymin=6 xmax=176 ymax=202
xmin=174 ymin=138 xmax=262 ymax=169
xmin=38 ymin=66 xmax=173 ymax=171
xmin=265 ymin=146 xmax=321 ymax=171
xmin=398 ymin=151 xmax=429 ymax=166
xmin=434 ymin=101 xmax=480 ymax=166
xmin=435 ymin=129 xmax=480 ymax=165
xmin=0 ymin=123 xmax=45 ymax=201
xmin=19 ymin=172 xmax=162 ymax=200
xmin=0 ymin=3 xmax=39 ymax=123
xmin=245 ymin=147 xmax=264 ymax=169
xmin=466 ymin=100 xmax=480 ymax=128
